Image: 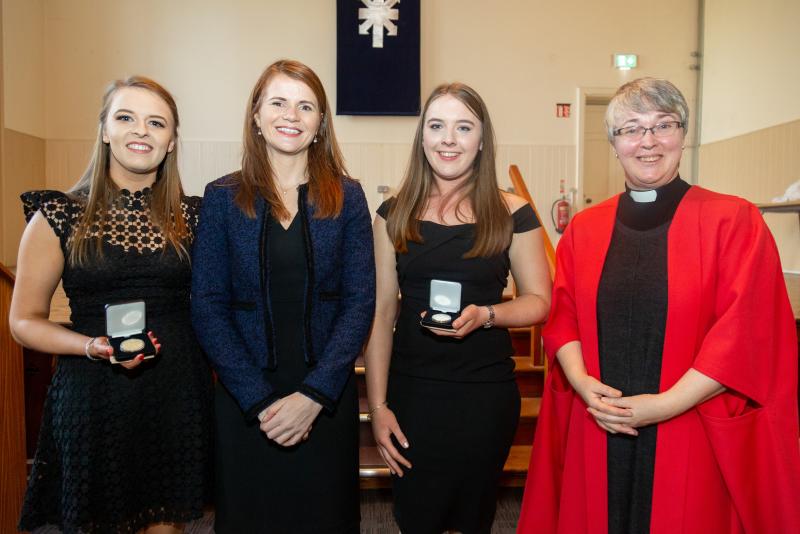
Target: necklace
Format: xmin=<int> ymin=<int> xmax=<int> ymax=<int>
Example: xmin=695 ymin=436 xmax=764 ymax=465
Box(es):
xmin=276 ymin=180 xmax=306 ymax=196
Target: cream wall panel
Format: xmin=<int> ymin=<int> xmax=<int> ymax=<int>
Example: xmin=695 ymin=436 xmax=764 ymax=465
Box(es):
xmin=498 ymin=146 xmax=531 ymax=192
xmin=45 ymin=140 xmax=572 ymax=242
xmin=340 ymin=142 xmax=410 ymax=213
xmin=45 ymin=139 xmax=240 ymax=196
xmin=701 ymin=0 xmax=800 ymax=144
xmin=679 ymin=147 xmax=695 ymax=184
xmin=45 ymin=139 xmax=410 ymax=205
xmin=497 ymin=145 xmax=575 ymax=242
xmin=424 ymin=0 xmax=699 ymax=147
xmin=698 ymin=120 xmax=800 ymax=271
xmin=44 ymin=139 xmax=92 ymax=192
xmin=355 ymin=144 xmax=388 ymax=213
xmin=37 ymin=0 xmax=698 ymax=148
xmin=2 ymin=129 xmax=45 ymax=265
xmin=1 ymin=0 xmax=45 ymax=137
xmin=339 ymin=143 xmax=364 ymax=192
xmin=178 ymin=141 xmax=241 ymax=196
xmin=0 ymin=0 xmax=700 ymax=242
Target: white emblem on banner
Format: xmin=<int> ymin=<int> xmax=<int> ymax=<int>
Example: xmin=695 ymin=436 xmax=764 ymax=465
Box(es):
xmin=358 ymin=0 xmax=399 ymax=48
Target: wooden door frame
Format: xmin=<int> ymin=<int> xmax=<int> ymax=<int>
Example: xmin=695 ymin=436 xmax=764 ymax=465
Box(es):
xmin=575 ymin=87 xmax=616 ymax=212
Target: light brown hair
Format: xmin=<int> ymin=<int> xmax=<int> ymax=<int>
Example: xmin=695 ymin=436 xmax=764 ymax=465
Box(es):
xmin=234 ymin=59 xmax=346 ymax=220
xmin=386 ymin=82 xmax=512 ymax=257
xmin=68 ymin=76 xmax=188 ymax=265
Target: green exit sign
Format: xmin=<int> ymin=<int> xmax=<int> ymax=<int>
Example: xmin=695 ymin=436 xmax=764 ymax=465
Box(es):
xmin=614 ymin=54 xmax=638 ymax=70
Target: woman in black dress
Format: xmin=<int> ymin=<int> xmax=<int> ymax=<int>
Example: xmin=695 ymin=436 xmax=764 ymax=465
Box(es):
xmin=191 ymin=59 xmax=375 ymax=534
xmin=10 ymin=77 xmax=213 ymax=534
xmin=364 ymin=82 xmax=551 ymax=533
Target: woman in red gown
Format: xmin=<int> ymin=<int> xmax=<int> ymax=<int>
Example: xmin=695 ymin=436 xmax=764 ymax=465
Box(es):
xmin=519 ymin=78 xmax=800 ymax=534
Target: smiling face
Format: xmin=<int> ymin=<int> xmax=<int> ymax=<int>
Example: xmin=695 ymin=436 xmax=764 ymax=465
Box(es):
xmin=611 ymin=109 xmax=685 ymax=190
xmin=253 ymin=73 xmax=322 ymax=160
xmin=102 ymin=87 xmax=176 ymax=187
xmin=422 ymin=94 xmax=483 ymax=184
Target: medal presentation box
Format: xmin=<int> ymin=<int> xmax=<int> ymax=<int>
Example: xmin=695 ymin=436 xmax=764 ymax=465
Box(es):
xmin=420 ymin=279 xmax=462 ymax=332
xmin=105 ymin=300 xmax=156 ymax=364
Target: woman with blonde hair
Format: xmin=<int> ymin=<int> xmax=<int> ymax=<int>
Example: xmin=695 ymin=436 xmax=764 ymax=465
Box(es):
xmin=365 ymin=82 xmax=551 ymax=533
xmin=191 ymin=59 xmax=374 ymax=533
xmin=11 ymin=76 xmax=213 ymax=533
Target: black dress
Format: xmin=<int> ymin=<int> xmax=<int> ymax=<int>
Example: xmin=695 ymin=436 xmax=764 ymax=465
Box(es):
xmin=17 ymin=188 xmax=214 ymax=534
xmin=377 ymin=200 xmax=539 ymax=534
xmin=597 ymin=177 xmax=690 ymax=534
xmin=213 ymin=214 xmax=360 ymax=534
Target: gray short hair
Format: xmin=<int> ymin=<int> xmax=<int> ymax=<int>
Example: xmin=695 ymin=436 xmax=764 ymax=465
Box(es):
xmin=605 ymin=78 xmax=689 ymax=143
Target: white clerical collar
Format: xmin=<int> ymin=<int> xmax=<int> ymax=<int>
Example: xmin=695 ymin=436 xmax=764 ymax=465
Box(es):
xmin=629 ymin=189 xmax=657 ymax=203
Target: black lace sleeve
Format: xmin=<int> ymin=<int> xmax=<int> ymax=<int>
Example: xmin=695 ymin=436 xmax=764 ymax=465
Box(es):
xmin=20 ymin=190 xmax=80 ymax=246
xmin=181 ymin=195 xmax=202 ymax=242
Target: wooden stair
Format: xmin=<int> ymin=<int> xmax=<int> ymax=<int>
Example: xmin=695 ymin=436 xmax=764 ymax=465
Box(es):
xmin=355 ymin=353 xmax=544 ymax=488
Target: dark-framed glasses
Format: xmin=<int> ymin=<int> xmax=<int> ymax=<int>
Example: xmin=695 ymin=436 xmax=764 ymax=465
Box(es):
xmin=613 ymin=121 xmax=684 ymax=140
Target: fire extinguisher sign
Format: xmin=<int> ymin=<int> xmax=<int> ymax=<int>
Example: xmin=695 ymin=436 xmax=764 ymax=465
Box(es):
xmin=556 ymin=103 xmax=571 ymax=118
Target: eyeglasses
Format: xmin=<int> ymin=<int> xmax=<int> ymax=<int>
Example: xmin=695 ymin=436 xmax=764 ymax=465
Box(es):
xmin=613 ymin=121 xmax=684 ymax=140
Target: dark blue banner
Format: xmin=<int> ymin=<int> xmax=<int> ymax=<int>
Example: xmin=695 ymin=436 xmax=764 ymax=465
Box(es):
xmin=337 ymin=0 xmax=420 ymax=116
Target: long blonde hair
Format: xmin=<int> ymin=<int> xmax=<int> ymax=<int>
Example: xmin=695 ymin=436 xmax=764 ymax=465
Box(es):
xmin=386 ymin=82 xmax=512 ymax=257
xmin=68 ymin=76 xmax=189 ymax=265
xmin=234 ymin=59 xmax=347 ymax=220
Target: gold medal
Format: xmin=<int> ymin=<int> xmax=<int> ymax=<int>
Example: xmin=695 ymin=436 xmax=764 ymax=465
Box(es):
xmin=120 ymin=338 xmax=145 ymax=353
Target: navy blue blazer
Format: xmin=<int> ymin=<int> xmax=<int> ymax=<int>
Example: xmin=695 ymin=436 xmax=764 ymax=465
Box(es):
xmin=191 ymin=174 xmax=376 ymax=420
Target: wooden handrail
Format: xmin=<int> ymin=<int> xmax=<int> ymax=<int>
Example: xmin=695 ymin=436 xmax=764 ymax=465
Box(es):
xmin=0 ymin=261 xmax=27 ymax=533
xmin=0 ymin=262 xmax=15 ymax=283
xmin=508 ymin=165 xmax=556 ymax=278
xmin=507 ymin=165 xmax=557 ymax=369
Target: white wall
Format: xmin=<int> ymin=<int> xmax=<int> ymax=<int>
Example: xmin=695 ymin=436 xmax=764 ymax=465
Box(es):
xmin=5 ymin=0 xmax=701 ymax=239
xmin=699 ymin=0 xmax=800 ymax=272
xmin=39 ymin=1 xmax=700 ymax=144
xmin=2 ymin=0 xmax=45 ymax=137
xmin=701 ymin=0 xmax=800 ymax=144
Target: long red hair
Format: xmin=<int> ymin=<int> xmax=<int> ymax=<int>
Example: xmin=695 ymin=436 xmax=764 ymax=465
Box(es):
xmin=234 ymin=59 xmax=347 ymax=219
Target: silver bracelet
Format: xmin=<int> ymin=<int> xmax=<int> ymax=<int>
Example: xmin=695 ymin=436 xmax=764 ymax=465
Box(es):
xmin=482 ymin=305 xmax=496 ymax=329
xmin=84 ymin=337 xmax=101 ymax=361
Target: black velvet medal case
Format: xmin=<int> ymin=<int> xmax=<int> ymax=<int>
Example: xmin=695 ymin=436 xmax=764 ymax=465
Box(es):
xmin=420 ymin=279 xmax=462 ymax=332
xmin=105 ymin=300 xmax=156 ymax=363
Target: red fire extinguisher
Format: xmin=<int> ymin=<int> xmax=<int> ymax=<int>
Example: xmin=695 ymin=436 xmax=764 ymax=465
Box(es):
xmin=551 ymin=179 xmax=571 ymax=234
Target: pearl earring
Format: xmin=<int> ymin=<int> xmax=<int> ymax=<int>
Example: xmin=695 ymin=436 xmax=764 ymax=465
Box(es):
xmin=313 ymin=136 xmax=318 ymax=144
xmin=257 ymin=128 xmax=262 ymax=136
xmin=614 ymin=153 xmax=619 ymax=159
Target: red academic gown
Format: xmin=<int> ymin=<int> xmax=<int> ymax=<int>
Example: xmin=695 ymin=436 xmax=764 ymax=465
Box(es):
xmin=518 ymin=186 xmax=800 ymax=534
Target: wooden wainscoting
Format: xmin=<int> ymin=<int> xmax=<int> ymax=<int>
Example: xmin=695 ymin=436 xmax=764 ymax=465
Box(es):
xmin=0 ymin=264 xmax=27 ymax=532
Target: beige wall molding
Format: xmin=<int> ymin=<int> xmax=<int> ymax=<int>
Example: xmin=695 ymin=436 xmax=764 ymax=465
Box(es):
xmin=44 ymin=139 xmax=575 ymax=241
xmin=2 ymin=128 xmax=46 ymax=266
xmin=698 ymin=119 xmax=800 ymax=271
xmin=701 ymin=0 xmax=800 ymax=144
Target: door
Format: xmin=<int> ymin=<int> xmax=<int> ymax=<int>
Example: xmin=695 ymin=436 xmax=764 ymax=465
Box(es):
xmin=582 ymin=102 xmax=626 ymax=208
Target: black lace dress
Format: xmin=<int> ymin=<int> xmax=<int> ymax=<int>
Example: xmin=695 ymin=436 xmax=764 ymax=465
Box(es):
xmin=18 ymin=188 xmax=214 ymax=534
